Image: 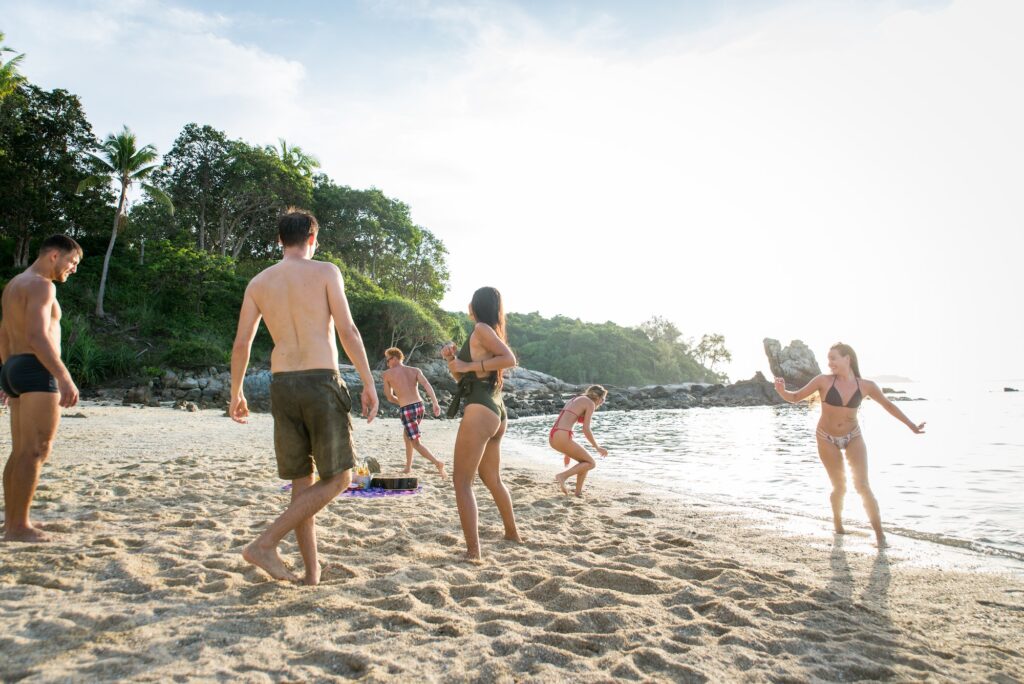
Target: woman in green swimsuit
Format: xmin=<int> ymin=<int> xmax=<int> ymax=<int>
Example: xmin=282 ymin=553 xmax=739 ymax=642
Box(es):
xmin=442 ymin=286 xmax=522 ymax=560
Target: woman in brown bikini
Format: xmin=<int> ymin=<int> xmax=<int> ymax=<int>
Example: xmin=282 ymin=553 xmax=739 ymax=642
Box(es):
xmin=774 ymin=343 xmax=925 ymax=547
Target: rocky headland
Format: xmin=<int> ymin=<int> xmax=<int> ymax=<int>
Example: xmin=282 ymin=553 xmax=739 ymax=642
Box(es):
xmin=110 ymin=338 xmax=921 ymax=418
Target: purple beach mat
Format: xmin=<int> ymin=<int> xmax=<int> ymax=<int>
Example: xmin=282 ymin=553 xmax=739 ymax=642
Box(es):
xmin=280 ymin=483 xmax=422 ymax=498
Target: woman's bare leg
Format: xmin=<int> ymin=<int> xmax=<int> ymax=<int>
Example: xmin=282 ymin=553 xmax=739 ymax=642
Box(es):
xmin=477 ymin=420 xmax=521 ymax=542
xmin=845 ymin=436 xmax=886 ymax=547
xmin=816 ymin=436 xmax=847 ymax=534
xmin=453 ymin=405 xmax=501 ymax=560
xmin=551 ymin=436 xmax=595 ymax=496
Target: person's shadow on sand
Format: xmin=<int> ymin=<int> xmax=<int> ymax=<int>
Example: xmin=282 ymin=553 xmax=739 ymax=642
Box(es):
xmin=826 ymin=534 xmax=854 ymax=603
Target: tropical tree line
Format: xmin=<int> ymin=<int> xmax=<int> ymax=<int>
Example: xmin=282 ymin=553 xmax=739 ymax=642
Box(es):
xmin=504 ymin=313 xmax=730 ymax=386
xmin=0 ymin=36 xmax=456 ymax=382
xmin=0 ymin=33 xmax=728 ymax=387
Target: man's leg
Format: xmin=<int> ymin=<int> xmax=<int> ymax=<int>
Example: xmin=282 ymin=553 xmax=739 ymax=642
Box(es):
xmin=289 ymin=474 xmax=320 ymax=585
xmin=243 ymin=469 xmax=352 ymax=581
xmin=403 ymin=432 xmax=414 ymax=474
xmin=2 ymin=398 xmax=21 ymax=535
xmin=4 ymin=392 xmax=59 ymax=542
xmin=411 ymin=439 xmax=447 ymax=479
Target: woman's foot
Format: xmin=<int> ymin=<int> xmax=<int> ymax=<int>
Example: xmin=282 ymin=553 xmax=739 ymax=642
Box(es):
xmin=435 ymin=462 xmax=448 ymax=480
xmin=875 ymin=534 xmax=889 ymax=549
xmin=554 ymin=474 xmax=569 ymax=495
xmin=503 ymin=531 xmax=524 ymax=544
xmin=462 ymin=551 xmax=483 ymax=564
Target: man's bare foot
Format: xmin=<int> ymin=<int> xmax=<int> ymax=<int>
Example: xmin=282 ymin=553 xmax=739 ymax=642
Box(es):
xmin=554 ymin=474 xmax=569 ymax=496
xmin=303 ymin=563 xmax=322 ymax=587
xmin=242 ymin=542 xmax=298 ymax=582
xmin=3 ymin=525 xmax=50 ymax=543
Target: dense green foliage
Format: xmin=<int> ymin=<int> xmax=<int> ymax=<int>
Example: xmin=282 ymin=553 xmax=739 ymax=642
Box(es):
xmin=506 ymin=313 xmax=724 ymax=386
xmin=0 ymin=41 xmax=726 ymax=388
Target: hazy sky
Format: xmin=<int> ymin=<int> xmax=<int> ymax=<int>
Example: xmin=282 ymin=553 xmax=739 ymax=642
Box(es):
xmin=3 ymin=0 xmax=1021 ymax=381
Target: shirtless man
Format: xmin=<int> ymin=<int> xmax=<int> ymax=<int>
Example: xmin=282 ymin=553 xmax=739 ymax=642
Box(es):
xmin=0 ymin=235 xmax=82 ymax=542
xmin=381 ymin=347 xmax=446 ymax=479
xmin=230 ymin=209 xmax=379 ymax=585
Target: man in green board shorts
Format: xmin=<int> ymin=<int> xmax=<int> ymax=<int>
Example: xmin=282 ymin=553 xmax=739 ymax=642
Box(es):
xmin=230 ymin=209 xmax=379 ymax=586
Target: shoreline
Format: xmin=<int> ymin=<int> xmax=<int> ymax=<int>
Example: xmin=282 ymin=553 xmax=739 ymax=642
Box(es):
xmin=1 ymin=403 xmax=1022 ymax=681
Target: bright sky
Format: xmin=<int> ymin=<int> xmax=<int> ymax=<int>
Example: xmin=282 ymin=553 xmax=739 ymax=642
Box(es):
xmin=3 ymin=0 xmax=1022 ymax=382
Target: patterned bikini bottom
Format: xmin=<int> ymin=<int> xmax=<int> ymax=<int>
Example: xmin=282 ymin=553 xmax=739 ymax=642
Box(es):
xmin=816 ymin=425 xmax=862 ymax=450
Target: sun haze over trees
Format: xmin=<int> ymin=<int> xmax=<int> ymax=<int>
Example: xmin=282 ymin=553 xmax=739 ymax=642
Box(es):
xmin=0 ymin=35 xmax=727 ymax=387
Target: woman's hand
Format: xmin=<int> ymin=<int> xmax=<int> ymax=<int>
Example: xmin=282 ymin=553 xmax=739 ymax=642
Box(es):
xmin=773 ymin=377 xmax=787 ymax=395
xmin=447 ymin=358 xmax=468 ymax=374
xmin=440 ymin=342 xmax=456 ymax=361
xmin=597 ymin=446 xmax=609 ymax=458
xmin=909 ymin=422 xmax=926 ymax=434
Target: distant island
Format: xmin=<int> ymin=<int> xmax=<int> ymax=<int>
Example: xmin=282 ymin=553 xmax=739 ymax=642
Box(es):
xmin=874 ymin=374 xmax=914 ymax=383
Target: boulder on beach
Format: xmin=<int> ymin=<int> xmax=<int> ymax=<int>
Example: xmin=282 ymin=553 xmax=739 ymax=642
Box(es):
xmin=763 ymin=338 xmax=821 ymax=389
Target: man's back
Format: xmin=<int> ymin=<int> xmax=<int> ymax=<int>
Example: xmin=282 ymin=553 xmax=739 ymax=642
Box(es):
xmin=248 ymin=259 xmax=339 ymax=372
xmin=383 ymin=364 xmax=423 ymax=406
xmin=1 ymin=271 xmax=58 ymax=357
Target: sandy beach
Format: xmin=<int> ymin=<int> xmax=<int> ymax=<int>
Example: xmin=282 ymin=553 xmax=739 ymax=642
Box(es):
xmin=1 ymin=403 xmax=1022 ymax=682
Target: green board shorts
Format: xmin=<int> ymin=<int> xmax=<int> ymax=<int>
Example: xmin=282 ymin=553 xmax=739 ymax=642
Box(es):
xmin=270 ymin=369 xmax=356 ymax=481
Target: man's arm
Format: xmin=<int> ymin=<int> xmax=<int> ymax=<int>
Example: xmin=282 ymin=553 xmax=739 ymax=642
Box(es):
xmin=325 ymin=265 xmax=379 ymax=422
xmin=229 ymin=284 xmax=262 ymax=424
xmin=0 ymin=318 xmax=9 ymax=364
xmin=25 ymin=281 xmax=77 ymax=407
xmin=417 ymin=369 xmax=441 ymax=417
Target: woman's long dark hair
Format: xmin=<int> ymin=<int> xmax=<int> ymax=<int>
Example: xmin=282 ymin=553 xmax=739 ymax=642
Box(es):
xmin=470 ymin=286 xmax=507 ymax=387
xmin=830 ymin=342 xmax=861 ymax=379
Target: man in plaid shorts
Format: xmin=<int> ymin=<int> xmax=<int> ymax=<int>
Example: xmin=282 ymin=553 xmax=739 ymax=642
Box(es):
xmin=381 ymin=347 xmax=447 ymax=479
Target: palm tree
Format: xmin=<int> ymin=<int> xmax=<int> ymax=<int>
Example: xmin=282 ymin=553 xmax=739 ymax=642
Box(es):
xmin=0 ymin=32 xmax=27 ymax=102
xmin=77 ymin=126 xmax=173 ymax=317
xmin=266 ymin=138 xmax=320 ymax=178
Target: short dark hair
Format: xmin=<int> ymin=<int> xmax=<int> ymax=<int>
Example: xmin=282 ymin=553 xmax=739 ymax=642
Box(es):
xmin=39 ymin=235 xmax=83 ymax=258
xmin=278 ymin=209 xmax=319 ymax=248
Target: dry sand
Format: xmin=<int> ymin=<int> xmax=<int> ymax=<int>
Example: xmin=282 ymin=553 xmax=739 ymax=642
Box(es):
xmin=1 ymin=402 xmax=1022 ymax=682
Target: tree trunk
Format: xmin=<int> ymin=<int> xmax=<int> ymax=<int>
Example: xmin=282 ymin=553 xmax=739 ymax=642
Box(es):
xmin=96 ymin=182 xmax=128 ymax=317
xmin=14 ymin=233 xmax=29 ymax=268
xmin=139 ymin=237 xmax=145 ymax=265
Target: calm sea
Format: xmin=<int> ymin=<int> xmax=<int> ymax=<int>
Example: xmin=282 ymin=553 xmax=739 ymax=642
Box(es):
xmin=504 ymin=380 xmax=1024 ymax=570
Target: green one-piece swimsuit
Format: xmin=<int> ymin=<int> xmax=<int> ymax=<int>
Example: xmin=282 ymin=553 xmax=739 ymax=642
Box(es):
xmin=446 ymin=338 xmax=506 ymax=421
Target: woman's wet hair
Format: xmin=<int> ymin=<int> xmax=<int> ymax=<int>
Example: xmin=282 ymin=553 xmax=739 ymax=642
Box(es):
xmin=830 ymin=342 xmax=861 ymax=378
xmin=584 ymin=385 xmax=607 ymax=402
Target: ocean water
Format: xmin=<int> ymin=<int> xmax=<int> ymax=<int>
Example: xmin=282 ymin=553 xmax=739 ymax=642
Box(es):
xmin=504 ymin=380 xmax=1024 ymax=569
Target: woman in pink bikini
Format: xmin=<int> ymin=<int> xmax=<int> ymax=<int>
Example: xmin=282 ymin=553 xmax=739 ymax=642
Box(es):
xmin=550 ymin=385 xmax=609 ymax=497
xmin=773 ymin=343 xmax=925 ymax=547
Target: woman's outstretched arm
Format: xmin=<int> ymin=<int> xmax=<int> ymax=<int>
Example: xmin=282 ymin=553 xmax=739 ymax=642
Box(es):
xmin=863 ymin=380 xmax=926 ymax=433
xmin=775 ymin=375 xmax=825 ymax=403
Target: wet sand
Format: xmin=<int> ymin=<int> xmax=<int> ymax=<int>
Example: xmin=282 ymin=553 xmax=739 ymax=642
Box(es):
xmin=1 ymin=403 xmax=1022 ymax=682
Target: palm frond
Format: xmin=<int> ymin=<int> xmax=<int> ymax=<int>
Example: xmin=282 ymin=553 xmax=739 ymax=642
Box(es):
xmin=141 ymin=183 xmax=174 ymax=215
xmin=76 ymin=174 xmax=109 ymax=194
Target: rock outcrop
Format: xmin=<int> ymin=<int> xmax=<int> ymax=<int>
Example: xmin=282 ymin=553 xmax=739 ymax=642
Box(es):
xmin=115 ymin=363 xmax=788 ymax=417
xmin=763 ymin=338 xmax=821 ymax=388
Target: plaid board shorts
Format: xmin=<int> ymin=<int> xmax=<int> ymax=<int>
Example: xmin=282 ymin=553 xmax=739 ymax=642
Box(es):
xmin=400 ymin=401 xmax=425 ymax=440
